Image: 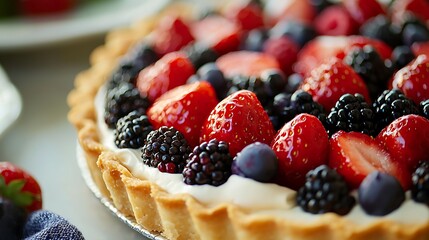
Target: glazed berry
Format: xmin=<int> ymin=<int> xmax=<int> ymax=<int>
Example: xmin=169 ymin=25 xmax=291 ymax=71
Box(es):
xmin=270 ymin=20 xmax=317 ymax=48
xmin=421 ymin=100 xmax=429 ymax=119
xmin=232 ymin=142 xmax=278 ymax=182
xmin=372 ymin=89 xmax=419 ymax=132
xmin=344 ymin=45 xmax=393 ymax=101
xmin=183 ymin=139 xmax=233 ymax=186
xmin=360 ymin=15 xmax=402 ymax=48
xmin=184 ymin=43 xmax=219 ymax=70
xmin=243 ymin=28 xmax=269 ymax=52
xmin=196 ymin=63 xmax=229 ymax=100
xmin=392 ymin=45 xmax=416 ymax=70
xmin=358 ymin=172 xmax=405 ymax=216
xmin=297 ymin=165 xmax=355 ymax=215
xmin=326 ymin=93 xmax=376 ymax=136
xmin=141 ymin=126 xmax=192 ymax=174
xmin=411 ymin=161 xmax=429 ymax=204
xmin=0 ymin=197 xmax=27 ymax=240
xmin=105 ymin=82 xmax=151 ymax=129
xmin=114 ymin=111 xmax=153 ymax=149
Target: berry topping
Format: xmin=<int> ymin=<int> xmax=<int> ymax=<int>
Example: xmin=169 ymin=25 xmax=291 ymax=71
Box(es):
xmin=299 ymin=58 xmax=370 ymax=111
xmin=412 ymin=161 xmax=429 ymax=204
xmin=421 ymin=99 xmax=429 ymax=119
xmin=372 ymin=89 xmax=420 ymax=132
xmin=329 ymin=131 xmax=410 ymax=190
xmin=314 ymin=5 xmax=357 ymax=36
xmin=183 ymin=139 xmax=233 ymax=186
xmin=147 ymin=81 xmax=218 ymax=147
xmin=153 ymin=16 xmax=194 ymax=56
xmin=200 ymin=90 xmax=276 ymax=156
xmin=141 ymin=126 xmax=192 ymax=173
xmin=263 ymin=36 xmax=299 ymax=76
xmin=114 ymin=111 xmax=153 ymax=149
xmin=297 ymin=165 xmax=355 ymax=215
xmin=343 ymin=0 xmax=385 ymax=25
xmin=232 ymin=142 xmax=278 ymax=182
xmin=136 ymin=52 xmax=195 ymax=103
xmin=270 ymin=20 xmax=317 ymax=48
xmin=358 ymin=172 xmax=405 ymax=216
xmin=104 ymin=82 xmax=150 ymax=129
xmin=271 ymin=114 xmax=329 ymax=190
xmin=0 ymin=196 xmax=27 ymax=240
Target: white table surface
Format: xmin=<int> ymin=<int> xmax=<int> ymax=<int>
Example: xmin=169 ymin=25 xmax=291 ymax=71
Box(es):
xmin=0 ymin=28 xmax=149 ymax=240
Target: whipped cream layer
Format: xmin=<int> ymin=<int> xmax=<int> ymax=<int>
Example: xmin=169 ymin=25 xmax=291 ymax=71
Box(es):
xmin=96 ymin=85 xmax=429 ymax=225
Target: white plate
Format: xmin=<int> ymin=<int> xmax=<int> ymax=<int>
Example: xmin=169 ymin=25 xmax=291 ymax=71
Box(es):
xmin=0 ymin=0 xmax=170 ymax=51
xmin=0 ymin=65 xmax=22 ymax=137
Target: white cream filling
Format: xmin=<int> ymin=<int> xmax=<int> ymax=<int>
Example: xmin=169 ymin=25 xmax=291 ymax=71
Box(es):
xmin=96 ymin=85 xmax=429 ymax=225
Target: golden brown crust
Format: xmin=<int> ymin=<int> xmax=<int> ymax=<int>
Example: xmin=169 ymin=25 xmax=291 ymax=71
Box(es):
xmin=68 ymin=3 xmax=429 ymax=240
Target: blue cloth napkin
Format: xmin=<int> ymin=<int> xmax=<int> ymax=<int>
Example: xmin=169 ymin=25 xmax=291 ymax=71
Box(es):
xmin=23 ymin=210 xmax=85 ymax=240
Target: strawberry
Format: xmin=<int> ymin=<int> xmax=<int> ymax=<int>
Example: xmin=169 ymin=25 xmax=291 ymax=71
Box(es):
xmin=391 ymin=54 xmax=429 ymax=104
xmin=263 ymin=36 xmax=299 ymax=76
xmin=412 ymin=42 xmax=429 ymax=56
xmin=391 ymin=0 xmax=429 ymax=24
xmin=0 ymin=162 xmax=42 ymax=212
xmin=225 ymin=3 xmax=265 ymax=31
xmin=299 ymin=58 xmax=370 ymax=111
xmin=271 ymin=114 xmax=329 ymax=190
xmin=147 ymin=81 xmax=218 ymax=148
xmin=191 ymin=16 xmax=242 ymax=55
xmin=314 ymin=5 xmax=358 ymax=36
xmin=19 ymin=0 xmax=75 ymax=16
xmin=329 ymin=131 xmax=411 ymax=190
xmin=200 ymin=90 xmax=275 ymax=156
xmin=136 ymin=52 xmax=195 ymax=103
xmin=153 ymin=16 xmax=195 ymax=56
xmin=216 ymin=51 xmax=281 ymax=78
xmin=343 ymin=0 xmax=385 ymax=25
xmin=264 ymin=0 xmax=315 ymax=25
xmin=376 ymin=115 xmax=429 ymax=172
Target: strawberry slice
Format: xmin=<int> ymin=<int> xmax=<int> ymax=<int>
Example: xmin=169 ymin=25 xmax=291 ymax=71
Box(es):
xmin=216 ymin=51 xmax=281 ymax=78
xmin=153 ymin=16 xmax=195 ymax=56
xmin=391 ymin=0 xmax=429 ymax=24
xmin=343 ymin=0 xmax=386 ymax=25
xmin=225 ymin=3 xmax=265 ymax=31
xmin=299 ymin=58 xmax=370 ymax=111
xmin=376 ymin=115 xmax=429 ymax=172
xmin=271 ymin=114 xmax=329 ymax=190
xmin=329 ymin=131 xmax=411 ymax=190
xmin=191 ymin=16 xmax=242 ymax=55
xmin=136 ymin=52 xmax=195 ymax=103
xmin=200 ymin=90 xmax=276 ymax=156
xmin=147 ymin=81 xmax=218 ymax=148
xmin=264 ymin=0 xmax=315 ymax=25
xmin=0 ymin=162 xmax=42 ymax=212
xmin=391 ymin=54 xmax=429 ymax=104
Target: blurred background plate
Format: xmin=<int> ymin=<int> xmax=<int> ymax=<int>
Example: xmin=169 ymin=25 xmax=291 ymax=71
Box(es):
xmin=0 ymin=0 xmax=170 ymax=51
xmin=0 ymin=65 xmax=22 ymax=138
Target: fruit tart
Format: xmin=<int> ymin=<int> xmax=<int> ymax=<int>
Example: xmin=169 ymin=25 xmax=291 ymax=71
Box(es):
xmin=68 ymin=0 xmax=429 ymax=239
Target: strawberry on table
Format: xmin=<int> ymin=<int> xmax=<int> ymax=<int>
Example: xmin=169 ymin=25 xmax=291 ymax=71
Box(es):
xmin=216 ymin=51 xmax=281 ymax=78
xmin=299 ymin=58 xmax=370 ymax=111
xmin=0 ymin=162 xmax=42 ymax=213
xmin=329 ymin=131 xmax=411 ymax=190
xmin=391 ymin=54 xmax=429 ymax=104
xmin=376 ymin=115 xmax=429 ymax=172
xmin=153 ymin=16 xmax=195 ymax=56
xmin=271 ymin=114 xmax=329 ymax=190
xmin=136 ymin=52 xmax=195 ymax=103
xmin=147 ymin=81 xmax=218 ymax=148
xmin=200 ymin=90 xmax=276 ymax=156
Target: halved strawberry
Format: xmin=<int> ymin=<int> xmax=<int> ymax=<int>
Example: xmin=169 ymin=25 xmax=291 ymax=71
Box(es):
xmin=391 ymin=54 xmax=429 ymax=104
xmin=271 ymin=114 xmax=329 ymax=190
xmin=147 ymin=81 xmax=218 ymax=148
xmin=264 ymin=0 xmax=315 ymax=25
xmin=391 ymin=0 xmax=429 ymax=24
xmin=200 ymin=90 xmax=276 ymax=156
xmin=299 ymin=58 xmax=370 ymax=111
xmin=0 ymin=162 xmax=42 ymax=212
xmin=136 ymin=52 xmax=195 ymax=103
xmin=343 ymin=0 xmax=386 ymax=25
xmin=225 ymin=3 xmax=265 ymax=31
xmin=216 ymin=51 xmax=281 ymax=78
xmin=329 ymin=131 xmax=411 ymax=190
xmin=191 ymin=16 xmax=242 ymax=55
xmin=376 ymin=115 xmax=429 ymax=172
xmin=153 ymin=16 xmax=195 ymax=56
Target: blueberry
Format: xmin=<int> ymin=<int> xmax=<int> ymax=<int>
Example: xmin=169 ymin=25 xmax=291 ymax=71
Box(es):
xmin=260 ymin=70 xmax=287 ymax=96
xmin=243 ymin=28 xmax=269 ymax=52
xmin=197 ymin=63 xmax=228 ymax=100
xmin=270 ymin=21 xmax=317 ymax=48
xmin=360 ymin=15 xmax=402 ymax=48
xmin=232 ymin=142 xmax=278 ymax=182
xmin=392 ymin=45 xmax=415 ymax=70
xmin=402 ymin=23 xmax=429 ymax=47
xmin=184 ymin=43 xmax=219 ymax=70
xmin=286 ymin=73 xmax=303 ymax=93
xmin=358 ymin=171 xmax=405 ymax=216
xmin=0 ymin=197 xmax=27 ymax=240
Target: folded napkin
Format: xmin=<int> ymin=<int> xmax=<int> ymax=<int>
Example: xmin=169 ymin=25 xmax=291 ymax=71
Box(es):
xmin=23 ymin=210 xmax=85 ymax=240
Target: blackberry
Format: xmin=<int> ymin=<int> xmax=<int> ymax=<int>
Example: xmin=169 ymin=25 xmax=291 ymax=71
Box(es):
xmin=104 ymin=82 xmax=151 ymax=129
xmin=183 ymin=139 xmax=233 ymax=186
xmin=114 ymin=111 xmax=153 ymax=149
xmin=412 ymin=161 xmax=429 ymax=204
xmin=360 ymin=15 xmax=402 ymax=48
xmin=372 ymin=89 xmax=419 ymax=132
xmin=326 ymin=93 xmax=376 ymax=136
xmin=270 ymin=90 xmax=326 ymax=131
xmin=184 ymin=43 xmax=219 ymax=70
xmin=344 ymin=45 xmax=393 ymax=101
xmin=142 ymin=126 xmax=192 ymax=174
xmin=297 ymin=165 xmax=355 ymax=215
xmin=420 ymin=100 xmax=429 ymax=120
